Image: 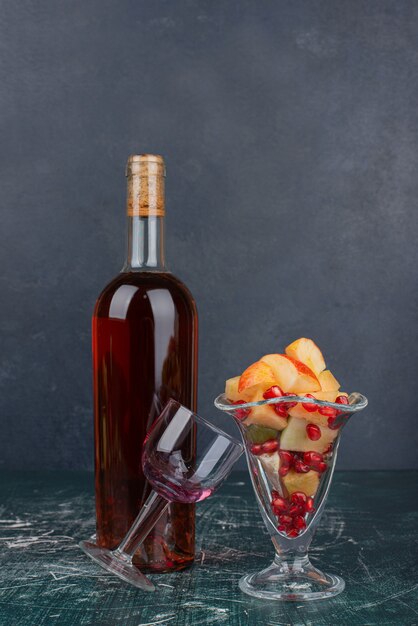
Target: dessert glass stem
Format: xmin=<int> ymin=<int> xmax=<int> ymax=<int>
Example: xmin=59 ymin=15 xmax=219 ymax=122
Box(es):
xmin=116 ymin=490 xmax=169 ymax=560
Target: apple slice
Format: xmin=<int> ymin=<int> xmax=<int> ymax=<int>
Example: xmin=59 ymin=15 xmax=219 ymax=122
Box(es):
xmin=285 ymin=338 xmax=326 ymax=377
xmin=225 ymin=376 xmax=259 ymax=402
xmin=245 ymin=390 xmax=288 ymax=431
xmin=258 ymin=452 xmax=281 ymax=491
xmin=319 ymin=370 xmax=340 ymax=392
xmin=260 ymin=354 xmax=320 ymax=393
xmin=282 ymin=469 xmax=320 ymax=497
xmin=280 ymin=416 xmax=338 ymax=453
xmin=238 ymin=361 xmax=277 ymax=394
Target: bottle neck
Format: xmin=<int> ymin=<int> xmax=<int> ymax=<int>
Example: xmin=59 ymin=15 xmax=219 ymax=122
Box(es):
xmin=123 ymin=215 xmax=166 ymax=271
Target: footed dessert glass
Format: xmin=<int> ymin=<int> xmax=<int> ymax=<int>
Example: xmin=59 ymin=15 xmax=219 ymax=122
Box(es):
xmin=214 ymin=392 xmax=367 ymax=601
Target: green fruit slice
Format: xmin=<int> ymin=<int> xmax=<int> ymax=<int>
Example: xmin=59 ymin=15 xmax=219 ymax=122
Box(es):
xmin=246 ymin=424 xmax=279 ymax=444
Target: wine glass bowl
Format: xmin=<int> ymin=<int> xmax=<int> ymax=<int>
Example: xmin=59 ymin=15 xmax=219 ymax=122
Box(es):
xmin=143 ymin=403 xmax=243 ymax=503
xmin=215 ymin=391 xmax=368 ymax=601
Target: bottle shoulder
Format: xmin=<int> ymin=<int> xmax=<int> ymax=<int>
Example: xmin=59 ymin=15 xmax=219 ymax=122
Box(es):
xmin=94 ymin=271 xmax=197 ymax=319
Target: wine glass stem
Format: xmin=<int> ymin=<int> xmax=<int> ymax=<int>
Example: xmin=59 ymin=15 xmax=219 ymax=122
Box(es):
xmin=115 ymin=490 xmax=169 ymax=560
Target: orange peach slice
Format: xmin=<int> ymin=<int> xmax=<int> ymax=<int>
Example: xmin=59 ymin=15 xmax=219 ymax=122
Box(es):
xmin=319 ymin=370 xmax=340 ymax=392
xmin=238 ymin=361 xmax=277 ymax=394
xmin=285 ymin=338 xmax=326 ymax=377
xmin=261 ymin=354 xmax=320 ymax=393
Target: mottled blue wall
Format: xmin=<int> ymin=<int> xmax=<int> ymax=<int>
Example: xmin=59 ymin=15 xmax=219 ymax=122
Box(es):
xmin=0 ymin=1 xmax=417 ymax=470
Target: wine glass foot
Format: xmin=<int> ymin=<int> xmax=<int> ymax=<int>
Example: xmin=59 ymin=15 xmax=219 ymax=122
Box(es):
xmin=239 ymin=558 xmax=345 ymax=601
xmin=79 ymin=540 xmax=156 ymax=591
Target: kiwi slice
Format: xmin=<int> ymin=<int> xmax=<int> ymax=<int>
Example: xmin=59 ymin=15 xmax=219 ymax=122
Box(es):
xmin=246 ymin=424 xmax=279 ymax=444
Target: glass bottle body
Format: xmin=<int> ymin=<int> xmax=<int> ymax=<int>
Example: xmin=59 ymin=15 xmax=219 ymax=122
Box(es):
xmin=93 ymin=269 xmax=198 ymax=572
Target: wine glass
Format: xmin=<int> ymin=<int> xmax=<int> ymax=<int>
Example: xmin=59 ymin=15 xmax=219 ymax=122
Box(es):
xmin=215 ymin=391 xmax=368 ymax=601
xmin=80 ymin=399 xmax=243 ymax=590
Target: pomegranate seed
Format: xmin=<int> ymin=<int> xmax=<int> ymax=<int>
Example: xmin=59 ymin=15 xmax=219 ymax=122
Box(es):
xmin=279 ymin=465 xmax=290 ymax=476
xmin=283 ymin=393 xmax=297 ymax=409
xmin=272 ymin=497 xmax=288 ymax=512
xmin=263 ymin=385 xmax=284 ymax=399
xmin=319 ymin=405 xmax=338 ymax=418
xmin=261 ymin=439 xmax=279 ymax=454
xmin=317 ymin=461 xmax=328 ymax=473
xmin=305 ymin=497 xmax=315 ymax=513
xmin=293 ymin=515 xmax=307 ymax=530
xmin=303 ymin=451 xmax=323 ymax=466
xmin=323 ymin=443 xmax=333 ymax=454
xmin=274 ymin=403 xmax=288 ymax=418
xmin=250 ymin=443 xmax=263 ymax=455
xmin=328 ymin=417 xmax=341 ymax=430
xmin=232 ymin=401 xmax=250 ymax=420
xmin=289 ymin=504 xmax=304 ymax=516
xmin=291 ymin=491 xmax=307 ymax=505
xmin=306 ymin=423 xmax=321 ymax=441
xmin=278 ymin=524 xmax=287 ymax=532
xmin=294 ymin=459 xmax=310 ymax=473
xmin=279 ymin=450 xmax=293 ymax=465
xmin=271 ymin=489 xmax=279 ymax=499
xmin=278 ymin=514 xmax=293 ymax=526
xmin=336 ymin=395 xmax=349 ymax=405
xmin=302 ymin=394 xmax=318 ymax=413
xmin=287 ymin=528 xmax=299 ymax=537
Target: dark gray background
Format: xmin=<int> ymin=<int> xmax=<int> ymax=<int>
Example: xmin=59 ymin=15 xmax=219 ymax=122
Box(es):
xmin=1 ymin=1 xmax=417 ymax=470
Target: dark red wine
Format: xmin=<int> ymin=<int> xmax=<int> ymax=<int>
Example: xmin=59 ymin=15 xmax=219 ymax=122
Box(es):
xmin=93 ymin=156 xmax=198 ymax=571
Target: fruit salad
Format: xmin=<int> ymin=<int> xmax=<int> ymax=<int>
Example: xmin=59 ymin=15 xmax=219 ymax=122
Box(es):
xmin=224 ymin=338 xmax=351 ymax=538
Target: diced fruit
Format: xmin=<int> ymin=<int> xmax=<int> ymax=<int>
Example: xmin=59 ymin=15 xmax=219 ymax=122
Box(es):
xmin=303 ymin=451 xmax=324 ymax=467
xmin=238 ymin=361 xmax=277 ymax=394
xmin=319 ymin=406 xmax=338 ymax=418
xmin=282 ymin=469 xmax=320 ymax=497
xmin=261 ymin=439 xmax=279 ymax=453
xmin=280 ymin=416 xmax=338 ymax=453
xmin=225 ymin=376 xmax=243 ymax=402
xmin=336 ymin=395 xmax=349 ymax=406
xmin=263 ymin=385 xmax=284 ymax=399
xmin=318 ymin=369 xmax=340 ymax=392
xmin=305 ymin=497 xmax=315 ymax=513
xmin=245 ymin=390 xmax=288 ymax=431
xmin=291 ymin=491 xmax=307 ymax=505
xmin=314 ymin=390 xmax=348 ymax=402
xmin=225 ymin=376 xmax=261 ymax=402
xmin=285 ymin=338 xmax=326 ymax=377
xmin=260 ymin=354 xmax=321 ymax=393
xmin=231 ymin=401 xmax=250 ymax=421
xmin=293 ymin=515 xmax=306 ymax=530
xmin=279 ymin=450 xmax=294 ymax=466
xmin=274 ymin=403 xmax=289 ymax=418
xmin=302 ymin=394 xmax=318 ymax=413
xmin=258 ymin=451 xmax=281 ymax=490
xmin=306 ymin=423 xmax=321 ymax=441
xmin=272 ymin=496 xmax=288 ymax=513
xmin=294 ymin=459 xmax=310 ymax=473
xmin=246 ymin=424 xmax=279 ymax=444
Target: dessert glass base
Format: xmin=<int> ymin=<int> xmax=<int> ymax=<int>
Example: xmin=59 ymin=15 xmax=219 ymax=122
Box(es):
xmin=215 ymin=391 xmax=367 ymax=602
xmin=239 ymin=556 xmax=344 ymax=601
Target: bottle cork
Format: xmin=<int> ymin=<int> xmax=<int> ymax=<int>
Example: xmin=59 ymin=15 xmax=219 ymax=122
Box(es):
xmin=126 ymin=154 xmax=165 ymax=217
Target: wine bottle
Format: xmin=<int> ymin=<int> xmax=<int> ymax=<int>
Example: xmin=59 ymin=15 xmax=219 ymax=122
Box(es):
xmin=93 ymin=155 xmax=198 ymax=571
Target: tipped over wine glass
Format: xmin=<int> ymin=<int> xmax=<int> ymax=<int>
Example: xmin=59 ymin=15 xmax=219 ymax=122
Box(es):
xmin=80 ymin=399 xmax=243 ymax=590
